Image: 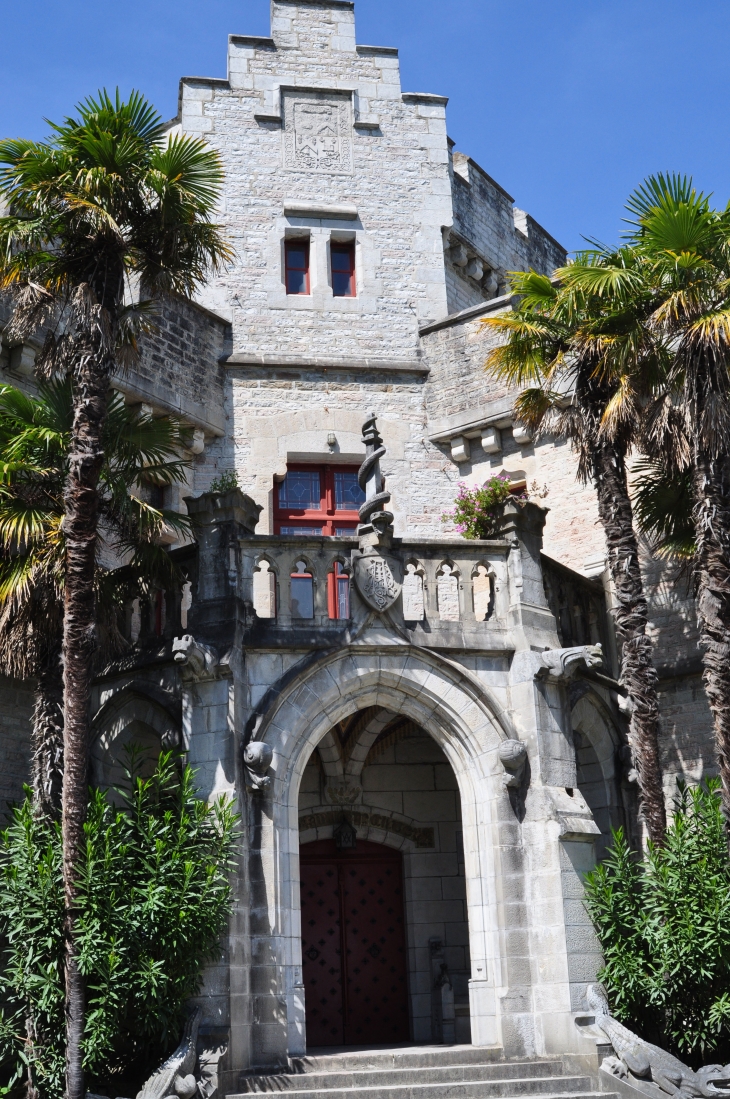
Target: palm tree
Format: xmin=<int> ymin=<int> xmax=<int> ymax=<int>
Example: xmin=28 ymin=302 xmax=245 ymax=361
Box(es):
xmin=622 ymin=175 xmax=730 ymax=822
xmin=0 ymin=379 xmax=193 ymax=818
xmin=0 ymin=89 xmax=231 ymax=1099
xmin=483 ymin=259 xmax=669 ymax=845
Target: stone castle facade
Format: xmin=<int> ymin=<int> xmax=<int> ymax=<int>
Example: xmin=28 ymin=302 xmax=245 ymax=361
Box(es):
xmin=0 ymin=0 xmax=714 ymax=1084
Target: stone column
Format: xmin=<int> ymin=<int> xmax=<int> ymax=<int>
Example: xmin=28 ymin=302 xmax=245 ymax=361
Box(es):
xmin=181 ymin=489 xmax=263 ymax=1083
xmin=495 ymin=500 xmax=604 ymax=1061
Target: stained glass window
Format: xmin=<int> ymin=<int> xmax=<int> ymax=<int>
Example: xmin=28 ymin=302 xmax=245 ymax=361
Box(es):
xmin=278 ymin=470 xmax=322 ymax=510
xmin=334 ymin=471 xmax=365 ymax=510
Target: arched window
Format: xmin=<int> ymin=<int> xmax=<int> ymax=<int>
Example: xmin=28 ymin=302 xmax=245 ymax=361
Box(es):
xmin=253 ymin=559 xmax=277 ymax=619
xmin=291 ymin=560 xmax=314 ymax=619
xmin=436 ymin=563 xmax=460 ymax=622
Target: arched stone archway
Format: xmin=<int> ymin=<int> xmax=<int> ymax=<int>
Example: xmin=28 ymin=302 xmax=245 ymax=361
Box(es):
xmin=571 ymin=692 xmax=627 ymax=860
xmin=298 ymin=706 xmax=472 ymax=1045
xmin=90 ymin=689 xmax=181 ymax=792
xmin=245 ymin=645 xmax=522 ymax=1064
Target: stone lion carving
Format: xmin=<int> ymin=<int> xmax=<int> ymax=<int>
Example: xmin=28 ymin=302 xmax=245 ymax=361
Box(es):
xmin=588 ymin=985 xmax=730 ymax=1099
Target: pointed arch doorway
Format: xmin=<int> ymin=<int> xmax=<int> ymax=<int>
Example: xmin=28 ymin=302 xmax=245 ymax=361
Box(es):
xmin=300 ymin=838 xmax=410 ymax=1047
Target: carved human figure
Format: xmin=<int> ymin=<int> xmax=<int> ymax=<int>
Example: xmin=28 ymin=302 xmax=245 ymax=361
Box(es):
xmin=253 ymin=559 xmax=276 ymax=619
xmin=473 ymin=565 xmax=492 ymax=622
xmin=437 ymin=564 xmax=460 ymax=622
xmin=402 ymin=563 xmax=425 ymax=621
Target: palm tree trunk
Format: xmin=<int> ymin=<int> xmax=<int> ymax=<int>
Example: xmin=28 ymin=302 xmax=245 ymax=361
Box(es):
xmin=32 ymin=637 xmax=64 ymax=819
xmin=592 ymin=441 xmax=667 ymax=845
xmin=692 ymin=452 xmax=730 ymax=820
xmin=61 ymin=295 xmax=114 ymax=1099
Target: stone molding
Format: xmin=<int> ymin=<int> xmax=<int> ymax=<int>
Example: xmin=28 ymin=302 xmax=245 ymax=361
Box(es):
xmin=299 ymin=805 xmax=435 ymax=848
xmin=223 ymin=353 xmax=428 ymax=374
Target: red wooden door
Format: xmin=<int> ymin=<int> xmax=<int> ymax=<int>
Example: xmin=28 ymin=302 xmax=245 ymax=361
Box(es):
xmin=300 ymin=839 xmax=410 ymax=1047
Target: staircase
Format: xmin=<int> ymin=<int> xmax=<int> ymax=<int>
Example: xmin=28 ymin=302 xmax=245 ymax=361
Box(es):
xmin=229 ymin=1045 xmax=615 ymax=1099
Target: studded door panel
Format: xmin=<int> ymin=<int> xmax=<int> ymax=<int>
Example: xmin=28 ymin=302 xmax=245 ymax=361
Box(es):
xmin=300 ymin=839 xmax=409 ymax=1048
xmin=300 ymin=860 xmax=344 ymax=1046
xmin=341 ymin=858 xmax=410 ymax=1044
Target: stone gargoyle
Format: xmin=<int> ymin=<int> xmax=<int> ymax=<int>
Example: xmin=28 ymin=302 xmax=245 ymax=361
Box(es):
xmin=588 ymin=985 xmax=730 ymax=1099
xmin=172 ymin=636 xmax=218 ymax=681
xmin=136 ymin=1007 xmax=200 ymax=1099
xmin=537 ymin=643 xmax=604 ymax=682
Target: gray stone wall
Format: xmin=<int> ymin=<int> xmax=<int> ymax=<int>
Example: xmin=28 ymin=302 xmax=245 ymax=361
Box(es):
xmin=122 ymin=295 xmax=230 ymax=439
xmin=448 ymin=148 xmax=565 ymax=316
xmin=207 ymin=367 xmax=463 ymax=540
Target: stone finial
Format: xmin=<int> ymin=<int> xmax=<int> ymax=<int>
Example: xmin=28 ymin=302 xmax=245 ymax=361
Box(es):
xmin=357 ymin=413 xmax=393 ymax=540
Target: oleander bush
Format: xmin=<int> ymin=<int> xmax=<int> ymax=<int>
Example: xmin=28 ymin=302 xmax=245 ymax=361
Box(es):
xmin=441 ymin=474 xmax=516 ymax=539
xmin=584 ymin=779 xmax=730 ymax=1066
xmin=0 ymin=753 xmax=237 ymax=1099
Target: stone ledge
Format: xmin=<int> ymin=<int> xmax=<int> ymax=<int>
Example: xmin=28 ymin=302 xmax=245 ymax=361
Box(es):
xmin=275 ymin=0 xmax=354 ymax=7
xmin=180 ymin=76 xmax=230 ymax=88
xmin=356 ymin=44 xmax=399 ymax=56
xmin=229 ymin=34 xmax=276 ymax=49
xmin=419 ymin=293 xmax=516 ymax=336
xmin=283 ymin=198 xmax=358 ymax=219
xmin=402 ymin=92 xmax=449 ymax=106
xmin=223 ymin=353 xmax=428 ymax=375
xmin=429 ymin=396 xmax=516 ymax=443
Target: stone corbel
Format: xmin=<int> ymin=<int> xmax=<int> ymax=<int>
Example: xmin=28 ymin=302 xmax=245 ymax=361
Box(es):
xmin=325 ymin=782 xmax=362 ymax=805
xmin=243 ymin=740 xmax=274 ymax=791
xmin=172 ymin=635 xmax=219 ymax=681
xmin=450 ymin=435 xmax=470 ymax=464
xmin=498 ymin=739 xmax=528 ymax=788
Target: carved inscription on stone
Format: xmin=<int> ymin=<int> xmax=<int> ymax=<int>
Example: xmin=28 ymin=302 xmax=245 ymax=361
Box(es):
xmin=402 ymin=564 xmax=424 ymax=621
xmin=473 ymin=565 xmax=492 ymax=622
xmin=283 ymin=91 xmax=353 ymax=174
xmin=437 ymin=564 xmax=460 ymax=622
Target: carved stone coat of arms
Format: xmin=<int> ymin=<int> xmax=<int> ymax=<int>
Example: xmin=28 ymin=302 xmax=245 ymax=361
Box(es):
xmin=282 ymin=91 xmax=353 ymax=174
xmin=352 ymin=552 xmax=402 ymax=613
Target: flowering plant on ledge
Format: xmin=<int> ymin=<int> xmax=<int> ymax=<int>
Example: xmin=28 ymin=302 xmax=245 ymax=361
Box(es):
xmin=441 ymin=474 xmax=520 ymax=539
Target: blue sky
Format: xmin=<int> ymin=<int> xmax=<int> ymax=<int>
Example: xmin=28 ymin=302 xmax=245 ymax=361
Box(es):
xmin=1 ymin=0 xmax=728 ymax=254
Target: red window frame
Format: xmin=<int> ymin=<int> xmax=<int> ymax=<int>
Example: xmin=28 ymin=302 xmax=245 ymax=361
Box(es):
xmin=274 ymin=464 xmax=361 ymax=537
xmin=331 ymin=241 xmax=356 ymax=298
xmin=285 ymin=240 xmax=310 ymax=295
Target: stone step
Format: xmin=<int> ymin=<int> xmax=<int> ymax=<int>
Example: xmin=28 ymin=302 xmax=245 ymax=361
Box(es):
xmin=288 ymin=1047 xmax=538 ymax=1073
xmin=229 ymin=1074 xmax=597 ymax=1099
xmin=236 ymin=1060 xmax=568 ymax=1093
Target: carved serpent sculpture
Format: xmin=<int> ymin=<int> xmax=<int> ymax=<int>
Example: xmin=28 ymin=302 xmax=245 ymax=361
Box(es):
xmin=358 ymin=414 xmax=393 ymax=527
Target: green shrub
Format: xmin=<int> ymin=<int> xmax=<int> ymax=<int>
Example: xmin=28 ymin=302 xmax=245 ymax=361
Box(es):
xmin=441 ymin=475 xmax=517 ymax=539
xmin=209 ymin=470 xmax=240 ymax=494
xmin=584 ymin=779 xmax=730 ymax=1066
xmin=0 ymin=754 xmax=237 ymax=1099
